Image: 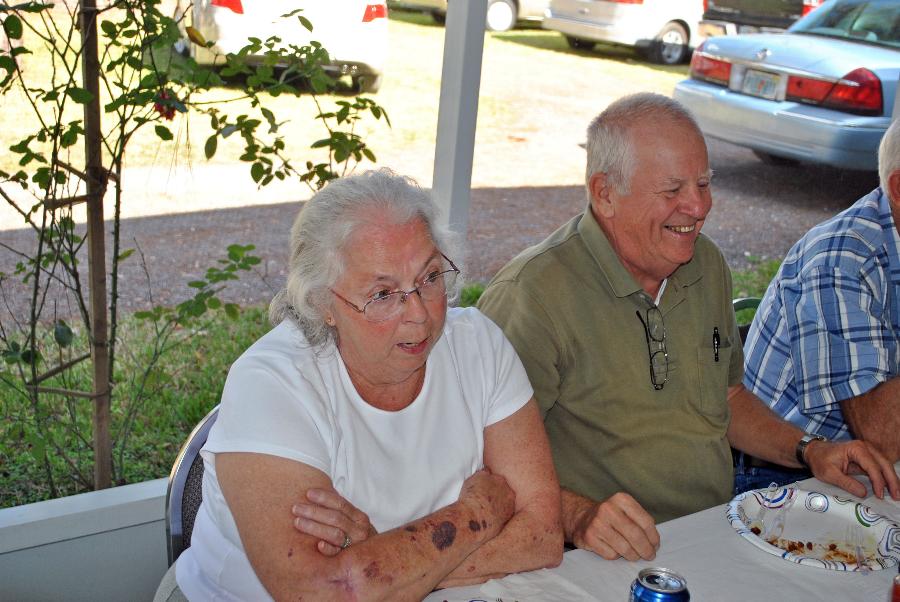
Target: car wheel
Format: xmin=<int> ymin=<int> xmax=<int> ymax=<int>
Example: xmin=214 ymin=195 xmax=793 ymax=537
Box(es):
xmin=431 ymin=10 xmax=446 ymax=25
xmin=353 ymin=73 xmax=383 ymax=94
xmin=565 ymin=36 xmax=595 ymax=51
xmin=752 ymin=150 xmax=800 ymax=167
xmin=486 ymin=0 xmax=517 ymax=32
xmin=647 ymin=22 xmax=689 ymax=65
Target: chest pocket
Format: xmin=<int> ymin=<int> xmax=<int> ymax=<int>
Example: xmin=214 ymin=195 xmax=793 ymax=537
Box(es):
xmin=695 ymin=339 xmax=732 ymax=424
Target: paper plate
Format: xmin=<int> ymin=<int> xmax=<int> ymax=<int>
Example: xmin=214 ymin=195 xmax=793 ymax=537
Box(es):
xmin=727 ymin=486 xmax=900 ymax=571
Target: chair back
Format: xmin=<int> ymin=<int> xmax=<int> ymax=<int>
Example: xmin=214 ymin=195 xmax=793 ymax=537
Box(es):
xmin=165 ymin=405 xmax=219 ymax=566
xmin=733 ymin=297 xmax=762 ymax=344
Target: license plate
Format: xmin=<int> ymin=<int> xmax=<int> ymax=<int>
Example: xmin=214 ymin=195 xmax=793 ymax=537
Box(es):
xmin=741 ymin=69 xmax=780 ymax=100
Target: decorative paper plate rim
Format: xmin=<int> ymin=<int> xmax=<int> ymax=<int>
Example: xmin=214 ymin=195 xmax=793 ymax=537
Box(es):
xmin=727 ymin=486 xmax=900 ymax=571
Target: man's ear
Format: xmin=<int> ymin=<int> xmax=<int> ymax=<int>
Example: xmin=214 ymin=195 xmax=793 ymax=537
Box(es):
xmin=888 ymin=169 xmax=900 ymax=209
xmin=588 ymin=172 xmax=615 ymax=219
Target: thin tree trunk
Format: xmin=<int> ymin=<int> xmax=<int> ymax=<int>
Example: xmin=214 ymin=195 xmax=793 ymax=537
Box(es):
xmin=79 ymin=0 xmax=111 ymax=490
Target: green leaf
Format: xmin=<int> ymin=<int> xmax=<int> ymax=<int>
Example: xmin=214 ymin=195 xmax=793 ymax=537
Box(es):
xmin=224 ymin=303 xmax=240 ymax=320
xmin=204 ymin=134 xmax=217 ymax=159
xmin=154 ymin=125 xmax=173 ymax=141
xmin=3 ymin=14 xmax=23 ymax=40
xmin=298 ymin=15 xmax=313 ymax=32
xmin=100 ymin=20 xmax=117 ymax=39
xmin=207 ymin=297 xmax=222 ymax=310
xmin=66 ymin=87 xmax=95 ymax=104
xmin=250 ymin=162 xmax=264 ymax=183
xmin=134 ymin=310 xmax=156 ymax=320
xmin=116 ymin=248 xmax=135 ymax=262
xmin=53 ymin=320 xmax=74 ymax=347
xmin=20 ymin=348 xmax=41 ymax=365
xmin=188 ymin=280 xmax=207 ymax=289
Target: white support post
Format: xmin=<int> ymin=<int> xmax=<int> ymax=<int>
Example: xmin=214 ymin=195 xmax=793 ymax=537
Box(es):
xmin=432 ymin=0 xmax=487 ymax=237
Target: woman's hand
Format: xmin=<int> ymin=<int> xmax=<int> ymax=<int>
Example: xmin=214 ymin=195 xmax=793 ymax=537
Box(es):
xmin=457 ymin=469 xmax=516 ymax=539
xmin=292 ymin=487 xmax=377 ymax=556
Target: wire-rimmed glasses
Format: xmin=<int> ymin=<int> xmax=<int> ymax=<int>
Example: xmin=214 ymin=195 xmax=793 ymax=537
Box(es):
xmin=331 ymin=254 xmax=460 ymax=323
xmin=636 ymin=306 xmax=668 ymax=390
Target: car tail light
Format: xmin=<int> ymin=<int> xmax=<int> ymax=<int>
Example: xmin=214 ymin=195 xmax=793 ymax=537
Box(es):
xmin=801 ymin=0 xmax=822 ymax=17
xmin=362 ymin=3 xmax=387 ymax=22
xmin=689 ymin=44 xmax=732 ymax=86
xmin=787 ymin=68 xmax=882 ymax=115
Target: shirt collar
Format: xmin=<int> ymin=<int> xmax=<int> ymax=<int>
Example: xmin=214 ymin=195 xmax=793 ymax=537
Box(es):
xmin=576 ymin=207 xmax=704 ymax=300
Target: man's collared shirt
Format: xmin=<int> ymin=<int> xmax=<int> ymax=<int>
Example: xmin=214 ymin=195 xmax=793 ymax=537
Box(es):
xmin=744 ymin=187 xmax=900 ymax=440
xmin=478 ymin=208 xmax=743 ymax=523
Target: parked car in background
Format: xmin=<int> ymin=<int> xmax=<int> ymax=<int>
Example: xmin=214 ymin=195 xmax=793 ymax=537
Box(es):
xmin=391 ymin=0 xmax=549 ymax=31
xmin=542 ymin=0 xmax=705 ymax=65
xmin=674 ymin=0 xmax=899 ymax=171
xmin=703 ymin=0 xmax=825 ymax=35
xmin=183 ymin=0 xmax=388 ymax=93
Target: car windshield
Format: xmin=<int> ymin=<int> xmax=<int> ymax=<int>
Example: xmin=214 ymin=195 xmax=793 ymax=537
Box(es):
xmin=789 ymin=0 xmax=900 ymax=49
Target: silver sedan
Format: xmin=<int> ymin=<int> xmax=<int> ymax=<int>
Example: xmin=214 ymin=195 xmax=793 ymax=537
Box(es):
xmin=674 ymin=0 xmax=899 ymax=171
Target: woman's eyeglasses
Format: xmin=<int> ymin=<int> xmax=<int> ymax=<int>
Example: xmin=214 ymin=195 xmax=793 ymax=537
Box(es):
xmin=331 ymin=254 xmax=460 ymax=323
xmin=636 ymin=306 xmax=668 ymax=390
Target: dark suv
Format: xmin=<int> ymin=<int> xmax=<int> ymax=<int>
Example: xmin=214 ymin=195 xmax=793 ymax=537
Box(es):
xmin=704 ymin=0 xmax=824 ymax=31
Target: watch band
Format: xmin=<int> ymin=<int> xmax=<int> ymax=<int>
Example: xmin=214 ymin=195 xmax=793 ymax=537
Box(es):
xmin=795 ymin=434 xmax=826 ymax=467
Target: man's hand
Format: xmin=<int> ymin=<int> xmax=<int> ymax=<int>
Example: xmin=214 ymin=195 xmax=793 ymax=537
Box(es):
xmin=566 ymin=491 xmax=659 ymax=561
xmin=804 ymin=439 xmax=900 ymax=501
xmin=292 ymin=487 xmax=377 ymax=556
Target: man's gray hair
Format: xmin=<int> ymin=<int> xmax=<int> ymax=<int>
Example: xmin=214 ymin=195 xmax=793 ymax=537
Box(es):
xmin=269 ymin=169 xmax=462 ymax=346
xmin=585 ymin=93 xmax=703 ymax=199
xmin=879 ymin=119 xmax=900 ymax=193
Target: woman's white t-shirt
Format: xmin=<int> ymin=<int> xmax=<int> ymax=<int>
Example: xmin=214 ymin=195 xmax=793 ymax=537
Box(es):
xmin=176 ymin=307 xmax=533 ymax=600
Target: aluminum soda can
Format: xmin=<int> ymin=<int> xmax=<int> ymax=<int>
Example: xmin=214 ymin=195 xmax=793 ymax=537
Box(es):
xmin=629 ymin=567 xmax=690 ymax=602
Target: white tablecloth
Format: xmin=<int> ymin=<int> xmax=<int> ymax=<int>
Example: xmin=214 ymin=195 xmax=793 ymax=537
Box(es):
xmin=425 ymin=463 xmax=900 ymax=601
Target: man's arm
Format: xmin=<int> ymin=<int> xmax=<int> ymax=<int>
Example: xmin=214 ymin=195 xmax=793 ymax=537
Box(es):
xmin=559 ymin=487 xmax=659 ymax=561
xmin=727 ymin=384 xmax=900 ymax=500
xmin=839 ymin=378 xmax=900 ymax=462
xmin=217 ymin=453 xmax=515 ymax=601
xmin=438 ymin=399 xmax=564 ymax=588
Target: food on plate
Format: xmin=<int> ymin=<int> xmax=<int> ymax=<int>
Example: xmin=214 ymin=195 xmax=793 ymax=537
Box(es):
xmin=766 ymin=537 xmax=866 ymax=565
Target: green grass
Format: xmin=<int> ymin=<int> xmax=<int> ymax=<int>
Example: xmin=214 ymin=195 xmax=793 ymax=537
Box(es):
xmin=0 ymin=259 xmax=779 ymax=508
xmin=0 ymin=307 xmax=271 ymax=507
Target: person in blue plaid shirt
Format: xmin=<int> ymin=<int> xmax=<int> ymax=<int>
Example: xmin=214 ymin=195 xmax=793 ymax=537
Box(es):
xmin=744 ymin=119 xmax=900 ymax=493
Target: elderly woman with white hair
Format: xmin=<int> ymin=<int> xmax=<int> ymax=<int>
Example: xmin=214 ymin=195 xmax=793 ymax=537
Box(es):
xmin=156 ymin=169 xmax=563 ymax=601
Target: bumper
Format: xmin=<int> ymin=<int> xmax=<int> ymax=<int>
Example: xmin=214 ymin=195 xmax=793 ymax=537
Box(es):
xmin=674 ymin=79 xmax=887 ymax=171
xmin=542 ymin=13 xmax=647 ymax=48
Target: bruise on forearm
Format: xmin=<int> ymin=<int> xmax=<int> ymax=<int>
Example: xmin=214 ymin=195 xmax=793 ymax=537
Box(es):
xmin=431 ymin=521 xmax=457 ymax=551
xmin=271 ymin=505 xmax=494 ymax=601
xmin=441 ymin=509 xmax=563 ymax=586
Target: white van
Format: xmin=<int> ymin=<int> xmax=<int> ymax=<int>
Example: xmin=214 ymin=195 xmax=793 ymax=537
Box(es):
xmin=183 ymin=0 xmax=388 ymax=92
xmin=543 ymin=0 xmax=704 ymax=65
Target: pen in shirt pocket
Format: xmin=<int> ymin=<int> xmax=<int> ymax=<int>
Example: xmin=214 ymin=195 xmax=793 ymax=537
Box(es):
xmin=713 ymin=327 xmax=720 ymax=362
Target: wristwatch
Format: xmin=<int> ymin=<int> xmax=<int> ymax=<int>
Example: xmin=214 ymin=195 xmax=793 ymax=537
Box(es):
xmin=795 ymin=433 xmax=826 ymax=467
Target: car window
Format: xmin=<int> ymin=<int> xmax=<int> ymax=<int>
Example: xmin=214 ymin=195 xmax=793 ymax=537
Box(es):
xmin=790 ymin=0 xmax=900 ymax=48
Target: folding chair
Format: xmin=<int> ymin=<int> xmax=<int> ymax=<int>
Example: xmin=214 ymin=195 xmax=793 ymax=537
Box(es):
xmin=165 ymin=405 xmax=219 ymax=566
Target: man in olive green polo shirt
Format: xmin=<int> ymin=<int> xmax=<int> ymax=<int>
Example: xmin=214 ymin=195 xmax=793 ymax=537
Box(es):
xmin=478 ymin=93 xmax=900 ymax=562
